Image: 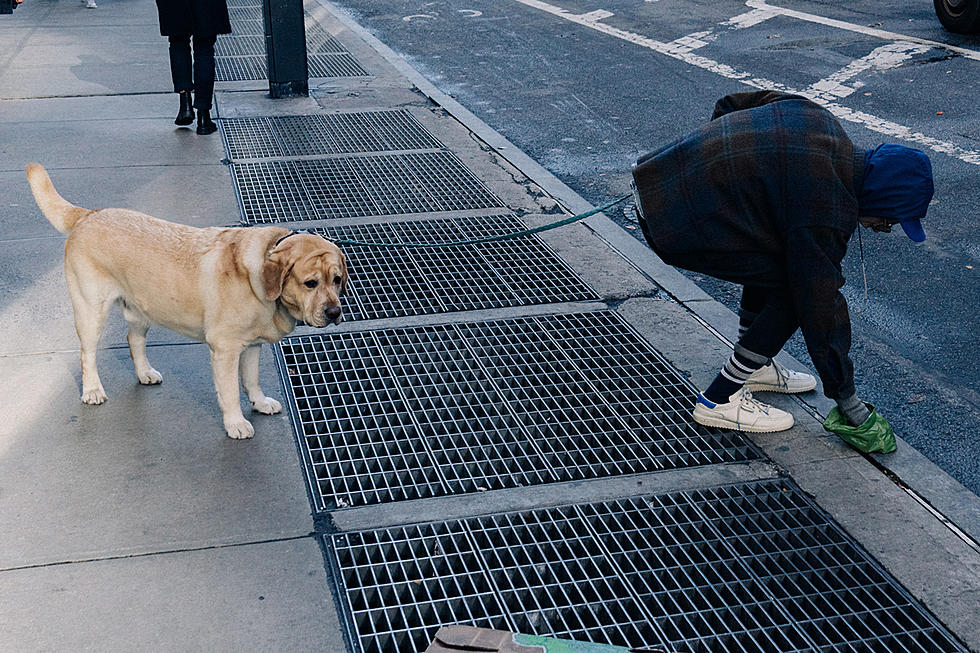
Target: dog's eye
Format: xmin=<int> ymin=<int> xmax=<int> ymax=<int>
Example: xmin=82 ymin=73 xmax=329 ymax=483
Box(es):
xmin=333 ymin=276 xmax=342 ymax=285
xmin=304 ymin=279 xmax=318 ymax=289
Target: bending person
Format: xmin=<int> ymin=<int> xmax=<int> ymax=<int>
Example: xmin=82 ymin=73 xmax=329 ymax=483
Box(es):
xmin=631 ymin=90 xmax=933 ymax=450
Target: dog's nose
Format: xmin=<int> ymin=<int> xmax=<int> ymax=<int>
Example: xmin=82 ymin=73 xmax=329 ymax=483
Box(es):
xmin=325 ymin=306 xmax=342 ymax=321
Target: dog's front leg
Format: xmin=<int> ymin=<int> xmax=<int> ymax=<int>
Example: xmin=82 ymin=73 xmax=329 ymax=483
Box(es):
xmin=239 ymin=344 xmax=282 ymax=415
xmin=209 ymin=344 xmax=254 ymax=439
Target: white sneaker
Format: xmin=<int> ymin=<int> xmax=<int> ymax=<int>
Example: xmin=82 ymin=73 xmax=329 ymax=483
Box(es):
xmin=86 ymin=0 xmax=97 ymax=7
xmin=693 ymin=387 xmax=794 ymax=433
xmin=744 ymin=360 xmax=816 ymax=394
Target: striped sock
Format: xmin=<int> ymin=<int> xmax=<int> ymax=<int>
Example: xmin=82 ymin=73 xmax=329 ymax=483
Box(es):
xmin=703 ymin=348 xmax=767 ymax=404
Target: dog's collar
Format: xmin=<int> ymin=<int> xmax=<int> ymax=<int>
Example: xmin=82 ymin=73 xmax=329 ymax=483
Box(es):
xmin=273 ymin=229 xmax=313 ymax=248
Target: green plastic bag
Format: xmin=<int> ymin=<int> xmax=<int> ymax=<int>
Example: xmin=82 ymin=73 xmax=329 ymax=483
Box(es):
xmin=823 ymin=403 xmax=896 ymax=454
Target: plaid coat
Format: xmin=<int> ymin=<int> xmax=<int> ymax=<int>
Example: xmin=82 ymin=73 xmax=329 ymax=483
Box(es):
xmin=632 ymin=91 xmax=866 ymax=399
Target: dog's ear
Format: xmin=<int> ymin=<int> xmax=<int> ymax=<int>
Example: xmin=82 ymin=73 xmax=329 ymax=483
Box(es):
xmin=244 ymin=227 xmax=292 ymax=302
xmin=339 ymin=250 xmax=349 ymax=296
xmin=261 ymin=247 xmax=294 ymax=301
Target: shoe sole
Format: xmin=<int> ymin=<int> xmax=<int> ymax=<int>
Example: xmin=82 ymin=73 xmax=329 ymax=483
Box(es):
xmin=693 ymin=410 xmax=794 ymax=433
xmin=743 ymin=379 xmax=817 ymax=394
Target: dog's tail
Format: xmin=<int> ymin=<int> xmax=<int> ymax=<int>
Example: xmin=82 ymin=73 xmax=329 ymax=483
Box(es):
xmin=26 ymin=163 xmax=92 ymax=234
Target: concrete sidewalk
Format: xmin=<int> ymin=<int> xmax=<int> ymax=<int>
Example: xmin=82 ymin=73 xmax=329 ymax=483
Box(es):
xmin=1 ymin=0 xmax=978 ymax=651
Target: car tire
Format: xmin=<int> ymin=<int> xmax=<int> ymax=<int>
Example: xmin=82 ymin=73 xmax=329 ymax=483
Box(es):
xmin=934 ymin=0 xmax=980 ymax=33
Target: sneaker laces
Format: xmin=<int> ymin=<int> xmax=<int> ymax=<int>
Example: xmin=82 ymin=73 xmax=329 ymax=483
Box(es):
xmin=736 ymin=389 xmax=770 ymax=419
xmin=772 ymin=361 xmax=788 ymax=391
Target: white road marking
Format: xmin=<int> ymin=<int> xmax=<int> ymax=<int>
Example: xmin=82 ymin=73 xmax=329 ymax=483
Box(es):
xmin=581 ymin=9 xmax=614 ymax=21
xmin=746 ymin=0 xmax=980 ymax=62
xmin=808 ymin=42 xmax=931 ymax=101
xmin=402 ymin=13 xmax=436 ymax=22
xmin=723 ymin=8 xmax=776 ymax=29
xmin=665 ymin=31 xmax=714 ymax=55
xmin=511 ymin=0 xmax=980 ymax=166
xmin=458 ymin=9 xmax=482 ymax=17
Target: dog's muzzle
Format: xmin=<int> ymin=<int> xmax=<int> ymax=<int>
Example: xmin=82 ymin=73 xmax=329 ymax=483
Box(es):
xmin=325 ymin=306 xmax=343 ymax=325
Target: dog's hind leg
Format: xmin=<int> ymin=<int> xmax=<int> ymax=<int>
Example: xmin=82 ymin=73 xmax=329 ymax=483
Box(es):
xmin=239 ymin=344 xmax=282 ymax=415
xmin=66 ymin=272 xmax=112 ymax=405
xmin=122 ymin=302 xmax=163 ymax=385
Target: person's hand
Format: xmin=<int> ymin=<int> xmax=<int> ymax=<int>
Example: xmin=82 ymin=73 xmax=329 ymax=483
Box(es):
xmin=823 ymin=403 xmax=897 ymax=454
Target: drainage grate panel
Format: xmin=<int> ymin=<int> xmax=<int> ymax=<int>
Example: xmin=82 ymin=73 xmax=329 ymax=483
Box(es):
xmin=309 ymin=53 xmax=368 ymax=77
xmin=314 ymin=214 xmax=597 ymax=321
xmin=221 ymin=111 xmax=443 ymax=160
xmin=277 ymin=312 xmax=758 ymax=510
xmin=329 ymin=479 xmax=968 ymax=653
xmin=228 ymin=18 xmax=264 ymax=35
xmin=215 ymin=55 xmax=266 ymax=82
xmin=215 ymin=35 xmax=265 ymax=57
xmin=306 ymin=27 xmax=349 ymax=54
xmin=233 ymin=160 xmax=313 ymax=223
xmin=228 ymin=5 xmax=262 ymax=20
xmin=233 ymin=152 xmax=504 ymax=223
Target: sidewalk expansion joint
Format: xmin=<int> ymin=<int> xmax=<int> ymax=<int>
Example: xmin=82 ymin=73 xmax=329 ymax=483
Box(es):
xmin=0 ymin=533 xmax=316 ymax=574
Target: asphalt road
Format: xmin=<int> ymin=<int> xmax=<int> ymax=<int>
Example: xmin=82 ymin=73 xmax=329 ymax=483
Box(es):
xmin=331 ymin=0 xmax=980 ymax=495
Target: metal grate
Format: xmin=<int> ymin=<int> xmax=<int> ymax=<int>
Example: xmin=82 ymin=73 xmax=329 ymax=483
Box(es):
xmin=306 ymin=24 xmax=348 ymax=54
xmin=329 ymin=479 xmax=968 ymax=653
xmin=315 ymin=215 xmax=597 ymax=321
xmin=221 ymin=111 xmax=443 ymax=160
xmin=215 ymin=55 xmax=267 ymax=82
xmin=228 ymin=5 xmax=262 ymax=20
xmin=215 ymin=35 xmax=266 ymax=57
xmin=309 ymin=53 xmax=368 ymax=77
xmin=233 ymin=152 xmax=504 ymax=223
xmin=234 ymin=159 xmax=313 ymax=223
xmin=228 ymin=18 xmax=264 ymax=36
xmin=276 ymin=312 xmax=758 ymax=511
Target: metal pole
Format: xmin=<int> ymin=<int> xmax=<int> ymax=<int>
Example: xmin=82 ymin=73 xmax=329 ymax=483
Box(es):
xmin=262 ymin=0 xmax=308 ymax=98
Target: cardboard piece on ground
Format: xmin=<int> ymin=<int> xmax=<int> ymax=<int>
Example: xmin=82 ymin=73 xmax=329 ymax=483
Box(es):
xmin=425 ymin=625 xmax=641 ymax=652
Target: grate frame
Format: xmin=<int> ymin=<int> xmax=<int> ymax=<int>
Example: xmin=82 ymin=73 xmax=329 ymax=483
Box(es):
xmin=276 ymin=311 xmax=760 ymax=511
xmin=328 ymin=479 xmax=969 ymax=653
xmin=232 ymin=152 xmax=504 ymax=224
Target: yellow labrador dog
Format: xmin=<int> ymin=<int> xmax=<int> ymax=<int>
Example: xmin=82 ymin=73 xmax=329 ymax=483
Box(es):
xmin=27 ymin=163 xmax=347 ymax=439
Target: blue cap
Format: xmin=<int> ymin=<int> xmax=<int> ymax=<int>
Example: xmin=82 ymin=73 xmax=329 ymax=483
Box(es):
xmin=859 ymin=144 xmax=934 ymax=242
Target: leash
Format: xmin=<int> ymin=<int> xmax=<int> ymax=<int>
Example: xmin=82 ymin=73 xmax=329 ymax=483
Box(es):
xmin=326 ymin=194 xmax=632 ymax=249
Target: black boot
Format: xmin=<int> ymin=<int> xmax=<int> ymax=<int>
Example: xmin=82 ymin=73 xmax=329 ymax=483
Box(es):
xmin=196 ymin=109 xmax=217 ymax=135
xmin=174 ymin=91 xmax=194 ymax=126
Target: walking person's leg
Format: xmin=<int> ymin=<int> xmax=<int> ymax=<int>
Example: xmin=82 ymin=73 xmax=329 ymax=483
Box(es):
xmin=191 ymin=35 xmax=218 ymax=135
xmin=169 ymin=35 xmax=195 ymax=126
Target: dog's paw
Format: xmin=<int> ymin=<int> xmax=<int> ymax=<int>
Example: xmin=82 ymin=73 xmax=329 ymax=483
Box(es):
xmin=251 ymin=396 xmax=282 ymax=415
xmin=138 ymin=368 xmax=163 ymax=385
xmin=81 ymin=387 xmax=108 ymax=405
xmin=224 ymin=418 xmax=255 ymax=440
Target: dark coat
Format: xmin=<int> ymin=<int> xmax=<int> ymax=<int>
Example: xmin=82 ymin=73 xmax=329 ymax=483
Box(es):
xmin=631 ymin=91 xmax=867 ymax=400
xmin=156 ymin=0 xmax=231 ymax=37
